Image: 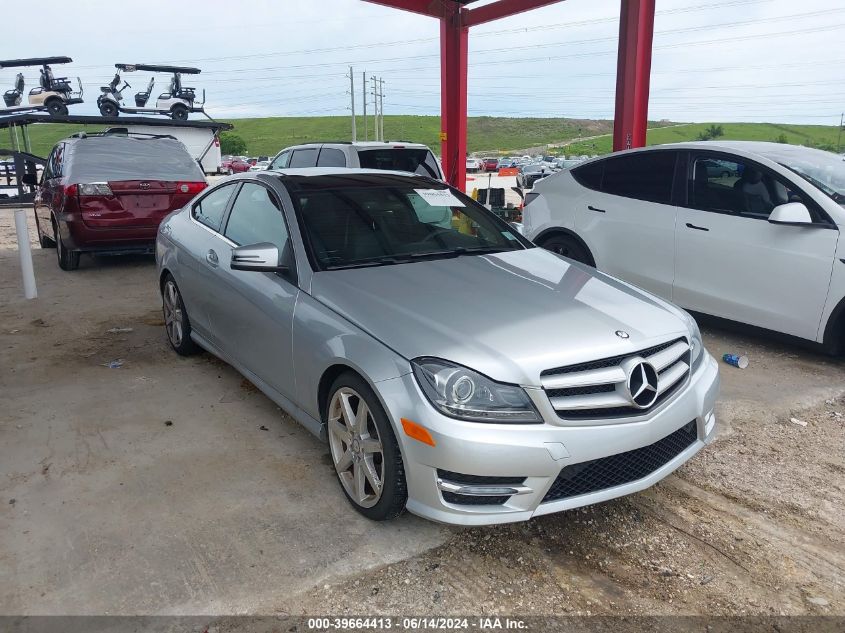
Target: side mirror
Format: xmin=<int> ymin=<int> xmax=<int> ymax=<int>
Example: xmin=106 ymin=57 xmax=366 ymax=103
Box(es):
xmin=22 ymin=173 xmax=38 ymax=186
xmin=231 ymin=242 xmax=289 ymax=273
xmin=768 ymin=202 xmax=813 ymax=226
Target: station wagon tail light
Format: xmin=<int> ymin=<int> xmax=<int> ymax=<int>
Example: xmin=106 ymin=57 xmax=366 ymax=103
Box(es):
xmin=78 ymin=183 xmax=112 ymax=196
xmin=177 ymin=181 xmax=207 ymax=195
xmin=412 ymin=358 xmax=541 ymax=424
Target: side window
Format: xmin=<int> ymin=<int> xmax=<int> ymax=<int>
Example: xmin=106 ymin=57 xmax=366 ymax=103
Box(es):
xmin=224 ymin=183 xmax=289 ymax=253
xmin=271 ymin=150 xmax=290 ymax=170
xmin=571 ymin=160 xmax=603 ymax=190
xmin=192 ymin=183 xmax=236 ymax=231
xmin=690 ymin=156 xmax=808 ymax=219
xmin=317 ymin=148 xmax=347 ymax=167
xmin=289 ymin=148 xmax=318 ymax=168
xmin=43 ymin=149 xmax=55 ymax=180
xmin=602 ymin=152 xmax=676 ymax=204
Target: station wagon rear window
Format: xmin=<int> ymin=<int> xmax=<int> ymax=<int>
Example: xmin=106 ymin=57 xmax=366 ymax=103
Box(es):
xmin=65 ymin=137 xmax=205 ymax=183
xmin=356 ymin=148 xmax=441 ymax=179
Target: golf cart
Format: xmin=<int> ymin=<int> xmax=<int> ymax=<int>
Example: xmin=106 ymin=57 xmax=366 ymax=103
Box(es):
xmin=97 ymin=64 xmax=206 ymax=120
xmin=1 ymin=57 xmax=83 ymax=116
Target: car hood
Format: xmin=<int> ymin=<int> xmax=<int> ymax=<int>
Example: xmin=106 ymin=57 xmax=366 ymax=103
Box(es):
xmin=309 ymin=248 xmax=690 ymax=386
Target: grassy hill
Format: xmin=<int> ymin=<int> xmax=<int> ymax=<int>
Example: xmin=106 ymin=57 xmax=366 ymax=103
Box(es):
xmin=2 ymin=116 xmax=840 ymax=159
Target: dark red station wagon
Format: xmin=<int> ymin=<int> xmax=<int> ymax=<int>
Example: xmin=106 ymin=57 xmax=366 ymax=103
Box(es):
xmin=34 ymin=133 xmax=207 ymax=270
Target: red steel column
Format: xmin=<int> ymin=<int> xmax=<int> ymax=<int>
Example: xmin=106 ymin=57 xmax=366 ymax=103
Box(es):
xmin=613 ymin=0 xmax=655 ymax=151
xmin=440 ymin=2 xmax=468 ymax=191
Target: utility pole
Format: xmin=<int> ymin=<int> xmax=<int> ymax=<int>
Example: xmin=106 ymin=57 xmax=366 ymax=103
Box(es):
xmin=362 ymin=71 xmax=368 ymax=141
xmin=371 ymin=75 xmax=379 ymax=141
xmin=348 ymin=66 xmax=356 ymax=142
xmin=379 ymin=78 xmax=385 ymax=142
xmin=838 ymin=112 xmax=844 ymax=154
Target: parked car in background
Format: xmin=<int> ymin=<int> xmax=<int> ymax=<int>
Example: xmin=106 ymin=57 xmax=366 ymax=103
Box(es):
xmin=517 ymin=164 xmax=552 ymax=189
xmin=268 ymin=141 xmax=444 ymax=180
xmin=222 ymin=156 xmax=251 ymax=175
xmin=249 ymin=160 xmax=270 ymax=171
xmin=483 ymin=157 xmax=499 ymax=171
xmin=156 ymin=168 xmax=719 ymax=525
xmin=466 ymin=157 xmax=483 ymax=173
xmin=523 ymin=141 xmax=845 ymax=352
xmin=34 ymin=133 xmax=206 ymax=270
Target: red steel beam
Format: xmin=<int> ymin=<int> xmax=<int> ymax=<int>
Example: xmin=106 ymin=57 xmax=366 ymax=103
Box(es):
xmin=463 ymin=0 xmax=565 ymax=28
xmin=361 ymin=0 xmax=443 ymax=18
xmin=440 ymin=2 xmax=469 ymax=191
xmin=613 ymin=0 xmax=655 ymax=151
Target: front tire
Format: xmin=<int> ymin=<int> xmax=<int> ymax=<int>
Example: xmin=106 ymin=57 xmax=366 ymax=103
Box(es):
xmin=161 ymin=275 xmax=201 ymax=356
xmin=539 ymin=233 xmax=593 ymax=266
xmin=53 ymin=219 xmax=79 ymax=270
xmin=326 ymin=373 xmax=406 ymax=521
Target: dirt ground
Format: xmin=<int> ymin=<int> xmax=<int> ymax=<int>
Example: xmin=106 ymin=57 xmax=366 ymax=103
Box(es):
xmin=0 ymin=209 xmax=843 ymax=620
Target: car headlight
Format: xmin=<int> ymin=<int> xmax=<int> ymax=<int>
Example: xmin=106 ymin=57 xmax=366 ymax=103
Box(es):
xmin=681 ymin=310 xmax=704 ymax=371
xmin=412 ymin=358 xmax=541 ymax=424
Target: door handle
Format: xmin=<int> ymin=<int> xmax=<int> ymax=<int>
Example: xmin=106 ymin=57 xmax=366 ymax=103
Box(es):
xmin=206 ymin=249 xmax=219 ymax=267
xmin=686 ymin=223 xmax=709 ymax=232
xmin=587 ymin=205 xmax=606 ymax=213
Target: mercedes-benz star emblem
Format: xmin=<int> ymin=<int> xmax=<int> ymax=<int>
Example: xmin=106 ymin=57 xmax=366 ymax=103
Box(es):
xmin=615 ymin=330 xmax=629 ymax=339
xmin=626 ymin=360 xmax=659 ymax=409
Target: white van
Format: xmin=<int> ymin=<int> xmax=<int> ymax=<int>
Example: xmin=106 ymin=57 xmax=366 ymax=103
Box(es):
xmin=104 ymin=125 xmax=222 ymax=174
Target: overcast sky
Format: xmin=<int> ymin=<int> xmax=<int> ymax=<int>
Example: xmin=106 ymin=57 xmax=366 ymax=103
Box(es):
xmin=2 ymin=0 xmax=842 ymax=124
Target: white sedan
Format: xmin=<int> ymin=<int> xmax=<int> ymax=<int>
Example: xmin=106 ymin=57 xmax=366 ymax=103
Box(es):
xmin=465 ymin=157 xmax=483 ymax=173
xmin=523 ymin=141 xmax=845 ymax=353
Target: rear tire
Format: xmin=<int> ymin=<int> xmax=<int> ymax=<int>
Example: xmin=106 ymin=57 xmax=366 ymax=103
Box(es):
xmin=99 ymin=101 xmax=118 ymax=117
xmin=171 ymin=105 xmax=189 ymax=121
xmin=539 ymin=233 xmax=593 ymax=266
xmin=53 ymin=219 xmax=79 ymax=270
xmin=161 ymin=274 xmax=201 ymax=356
xmin=46 ymin=99 xmax=68 ymax=116
xmin=326 ymin=372 xmax=406 ymax=521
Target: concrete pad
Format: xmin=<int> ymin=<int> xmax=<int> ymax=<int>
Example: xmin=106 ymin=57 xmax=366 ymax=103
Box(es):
xmin=0 ymin=250 xmax=447 ymax=615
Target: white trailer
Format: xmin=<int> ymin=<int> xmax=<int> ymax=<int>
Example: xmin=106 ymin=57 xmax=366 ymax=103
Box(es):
xmin=104 ymin=124 xmax=222 ymax=174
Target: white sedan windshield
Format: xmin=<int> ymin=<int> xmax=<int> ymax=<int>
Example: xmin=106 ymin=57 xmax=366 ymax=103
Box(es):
xmin=759 ymin=146 xmax=845 ymax=203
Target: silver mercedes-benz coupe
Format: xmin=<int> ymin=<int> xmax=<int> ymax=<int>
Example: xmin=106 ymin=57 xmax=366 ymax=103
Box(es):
xmin=155 ymin=168 xmax=720 ymax=525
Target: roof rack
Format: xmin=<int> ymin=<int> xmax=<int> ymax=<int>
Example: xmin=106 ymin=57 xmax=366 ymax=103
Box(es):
xmin=116 ymin=63 xmax=201 ymax=74
xmin=67 ymin=131 xmax=177 ymax=141
xmin=0 ymin=57 xmax=73 ymax=68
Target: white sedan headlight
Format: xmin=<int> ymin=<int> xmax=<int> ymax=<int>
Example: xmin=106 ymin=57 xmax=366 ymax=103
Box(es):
xmin=681 ymin=310 xmax=704 ymax=370
xmin=412 ymin=358 xmax=541 ymax=424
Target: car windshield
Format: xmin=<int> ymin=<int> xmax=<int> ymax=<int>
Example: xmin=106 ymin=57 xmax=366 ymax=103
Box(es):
xmin=757 ymin=145 xmax=845 ymax=204
xmin=288 ymin=176 xmax=528 ymax=270
xmin=524 ymin=165 xmax=542 ymax=173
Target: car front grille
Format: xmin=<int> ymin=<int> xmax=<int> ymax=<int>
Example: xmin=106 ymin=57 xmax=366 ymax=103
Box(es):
xmin=542 ymin=420 xmax=698 ymax=503
xmin=541 ymin=337 xmax=690 ymax=421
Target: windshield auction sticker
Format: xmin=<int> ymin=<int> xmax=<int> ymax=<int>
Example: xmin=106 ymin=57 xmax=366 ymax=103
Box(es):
xmin=415 ymin=189 xmax=465 ymax=207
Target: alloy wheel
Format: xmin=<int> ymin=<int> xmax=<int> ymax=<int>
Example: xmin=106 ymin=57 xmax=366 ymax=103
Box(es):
xmin=328 ymin=387 xmax=385 ymax=508
xmin=162 ymin=280 xmax=184 ymax=347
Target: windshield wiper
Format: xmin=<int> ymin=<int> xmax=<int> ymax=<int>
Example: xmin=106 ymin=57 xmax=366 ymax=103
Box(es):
xmin=408 ymin=246 xmax=514 ymax=259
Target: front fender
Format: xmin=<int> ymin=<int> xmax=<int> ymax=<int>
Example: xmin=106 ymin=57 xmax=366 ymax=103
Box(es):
xmin=292 ymin=292 xmax=410 ymax=423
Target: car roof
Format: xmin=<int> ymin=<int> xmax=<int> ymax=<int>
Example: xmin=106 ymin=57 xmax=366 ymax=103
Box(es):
xmin=571 ymin=140 xmax=838 ymax=171
xmin=261 ymin=167 xmax=428 ymax=178
xmin=281 ymin=141 xmax=432 ymax=150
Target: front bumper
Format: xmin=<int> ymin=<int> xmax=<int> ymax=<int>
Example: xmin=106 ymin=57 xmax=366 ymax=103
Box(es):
xmin=377 ymin=351 xmax=720 ymax=526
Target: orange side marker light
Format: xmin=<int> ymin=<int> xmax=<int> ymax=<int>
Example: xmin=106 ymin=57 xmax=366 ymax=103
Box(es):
xmin=401 ymin=418 xmax=436 ymax=447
